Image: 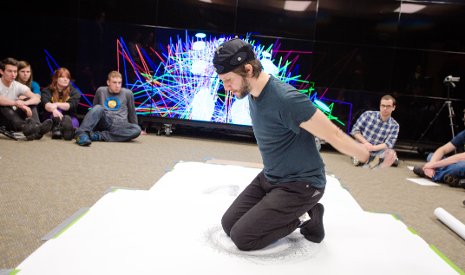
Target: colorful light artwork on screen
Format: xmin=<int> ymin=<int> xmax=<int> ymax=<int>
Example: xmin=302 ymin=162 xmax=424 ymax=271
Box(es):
xmin=115 ymin=32 xmax=351 ymax=128
xmin=44 ymin=31 xmax=352 ymax=130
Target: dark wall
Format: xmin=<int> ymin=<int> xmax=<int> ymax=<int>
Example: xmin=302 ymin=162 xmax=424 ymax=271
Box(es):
xmin=2 ymin=0 xmax=465 ymax=144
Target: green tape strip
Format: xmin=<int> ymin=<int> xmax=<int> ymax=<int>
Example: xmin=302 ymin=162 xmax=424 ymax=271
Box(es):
xmin=407 ymin=227 xmax=418 ymax=235
xmin=430 ymin=244 xmax=465 ymax=275
xmin=53 ymin=209 xmax=89 ymax=239
xmin=9 ymin=269 xmax=20 ymax=275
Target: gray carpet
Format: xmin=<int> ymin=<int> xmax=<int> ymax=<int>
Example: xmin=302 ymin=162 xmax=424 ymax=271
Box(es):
xmin=0 ymin=132 xmax=464 ymax=271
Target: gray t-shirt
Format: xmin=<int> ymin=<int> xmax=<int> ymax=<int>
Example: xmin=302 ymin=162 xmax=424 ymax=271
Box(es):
xmin=249 ymin=75 xmax=325 ymax=188
xmin=93 ymin=87 xmax=138 ymax=124
xmin=0 ymin=80 xmax=29 ymax=101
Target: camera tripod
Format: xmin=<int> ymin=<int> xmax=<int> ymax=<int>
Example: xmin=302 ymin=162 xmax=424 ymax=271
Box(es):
xmin=417 ymin=79 xmax=457 ymax=143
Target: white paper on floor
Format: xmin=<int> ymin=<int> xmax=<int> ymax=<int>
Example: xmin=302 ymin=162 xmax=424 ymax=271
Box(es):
xmin=16 ymin=162 xmax=457 ymax=274
xmin=406 ymin=177 xmax=441 ymax=186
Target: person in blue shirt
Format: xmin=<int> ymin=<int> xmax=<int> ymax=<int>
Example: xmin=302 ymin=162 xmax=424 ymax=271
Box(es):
xmin=16 ymin=60 xmax=41 ymax=95
xmin=413 ymin=126 xmax=465 ymax=188
xmin=350 ymin=95 xmax=400 ymax=168
xmin=212 ymin=38 xmax=369 ymax=251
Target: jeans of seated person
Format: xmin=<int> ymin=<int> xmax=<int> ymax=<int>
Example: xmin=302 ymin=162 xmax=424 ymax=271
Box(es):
xmin=0 ymin=105 xmax=41 ymax=131
xmin=427 ymin=152 xmax=465 ymax=182
xmin=75 ymin=105 xmax=141 ymax=142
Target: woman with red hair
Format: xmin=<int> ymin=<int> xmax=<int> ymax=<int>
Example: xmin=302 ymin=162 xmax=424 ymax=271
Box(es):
xmin=41 ymin=67 xmax=81 ymax=140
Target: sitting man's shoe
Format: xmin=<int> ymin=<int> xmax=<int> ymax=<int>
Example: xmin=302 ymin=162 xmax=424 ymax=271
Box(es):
xmin=443 ymin=174 xmax=462 ymax=187
xmin=75 ymin=133 xmax=92 ymax=146
xmin=352 ymin=157 xmax=362 ymax=166
xmin=457 ymin=179 xmax=465 ymax=189
xmin=22 ymin=118 xmax=39 ymax=141
xmin=368 ymin=155 xmax=382 ymax=169
xmin=89 ymin=131 xmax=102 ymax=142
xmin=413 ymin=165 xmax=426 ymax=178
xmin=1 ymin=126 xmax=18 ymax=140
xmin=61 ymin=116 xmax=75 ymax=141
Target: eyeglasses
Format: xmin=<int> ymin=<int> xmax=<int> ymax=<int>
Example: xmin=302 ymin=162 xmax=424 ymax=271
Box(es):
xmin=380 ymin=104 xmax=394 ymax=109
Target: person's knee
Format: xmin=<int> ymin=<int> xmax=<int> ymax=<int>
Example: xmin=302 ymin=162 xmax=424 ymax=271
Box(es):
xmin=454 ymin=161 xmax=465 ymax=170
xmin=131 ymin=124 xmax=142 ymax=139
xmin=230 ymin=227 xmax=255 ymax=251
xmin=381 ymin=149 xmax=397 ymax=168
xmin=87 ymin=105 xmax=104 ymax=116
xmin=221 ymin=213 xmax=234 ymax=237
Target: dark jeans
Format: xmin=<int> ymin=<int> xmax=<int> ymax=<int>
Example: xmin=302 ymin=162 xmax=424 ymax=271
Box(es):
xmin=0 ymin=106 xmax=40 ymax=131
xmin=75 ymin=105 xmax=141 ymax=142
xmin=221 ymin=171 xmax=325 ymax=251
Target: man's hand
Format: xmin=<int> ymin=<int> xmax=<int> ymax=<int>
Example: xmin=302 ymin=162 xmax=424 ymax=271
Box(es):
xmin=423 ymin=167 xmax=435 ymax=178
xmin=362 ymin=142 xmax=374 ymax=151
xmin=15 ymin=99 xmax=26 ymax=108
xmin=18 ymin=105 xmax=32 ymax=117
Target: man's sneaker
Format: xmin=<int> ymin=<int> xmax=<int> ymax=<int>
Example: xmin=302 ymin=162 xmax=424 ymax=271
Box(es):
xmin=352 ymin=157 xmax=362 ymax=166
xmin=0 ymin=126 xmax=18 ymax=140
xmin=457 ymin=179 xmax=465 ymax=189
xmin=89 ymin=131 xmax=102 ymax=141
xmin=368 ymin=155 xmax=382 ymax=169
xmin=62 ymin=116 xmax=75 ymax=141
xmin=443 ymin=174 xmax=463 ymax=187
xmin=76 ymin=133 xmax=91 ymax=146
xmin=22 ymin=118 xmax=39 ymax=141
xmin=413 ymin=165 xmax=426 ymax=178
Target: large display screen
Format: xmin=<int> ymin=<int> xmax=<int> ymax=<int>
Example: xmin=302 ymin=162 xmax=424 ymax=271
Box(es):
xmin=115 ymin=29 xmax=353 ymax=132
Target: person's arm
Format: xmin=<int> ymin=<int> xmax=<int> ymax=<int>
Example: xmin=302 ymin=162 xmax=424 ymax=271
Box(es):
xmin=425 ymin=152 xmax=465 ymax=169
xmin=0 ymin=95 xmax=16 ymax=106
xmin=351 ymin=113 xmax=379 ymax=152
xmin=51 ymin=87 xmax=80 ymax=112
xmin=126 ymin=90 xmax=138 ymax=124
xmin=368 ymin=124 xmax=399 ymax=152
xmin=300 ymin=109 xmax=369 ymax=163
xmin=66 ymin=87 xmax=81 ymax=115
xmin=19 ymin=89 xmax=40 ymax=106
xmin=353 ymin=132 xmax=370 ymax=145
xmin=93 ymin=88 xmax=103 ymax=106
xmin=423 ymin=142 xmax=457 ymax=170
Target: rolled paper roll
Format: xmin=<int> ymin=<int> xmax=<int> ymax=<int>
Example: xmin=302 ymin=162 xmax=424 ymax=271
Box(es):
xmin=434 ymin=207 xmax=465 ymax=240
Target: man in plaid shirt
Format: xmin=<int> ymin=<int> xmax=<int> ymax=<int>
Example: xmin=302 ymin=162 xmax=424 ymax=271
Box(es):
xmin=350 ymin=94 xmax=399 ymax=168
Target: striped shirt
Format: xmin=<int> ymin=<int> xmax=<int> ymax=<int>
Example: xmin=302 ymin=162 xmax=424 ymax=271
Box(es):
xmin=351 ymin=110 xmax=399 ymax=150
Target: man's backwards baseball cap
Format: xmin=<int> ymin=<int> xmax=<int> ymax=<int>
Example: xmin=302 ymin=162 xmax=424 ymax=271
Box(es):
xmin=213 ymin=38 xmax=256 ymax=74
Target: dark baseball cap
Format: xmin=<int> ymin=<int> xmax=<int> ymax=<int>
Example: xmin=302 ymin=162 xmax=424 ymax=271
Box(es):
xmin=212 ymin=38 xmax=256 ymax=74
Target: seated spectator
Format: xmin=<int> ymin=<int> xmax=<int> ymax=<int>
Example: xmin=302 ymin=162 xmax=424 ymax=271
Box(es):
xmin=351 ymin=94 xmax=399 ymax=168
xmin=75 ymin=70 xmax=141 ymax=146
xmin=41 ymin=68 xmax=81 ymax=140
xmin=413 ymin=128 xmax=465 ymax=188
xmin=16 ymin=60 xmax=41 ymax=95
xmin=0 ymin=57 xmax=52 ymax=140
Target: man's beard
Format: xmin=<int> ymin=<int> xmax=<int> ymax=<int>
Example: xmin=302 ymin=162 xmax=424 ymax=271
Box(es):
xmin=234 ymin=76 xmax=251 ymax=99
